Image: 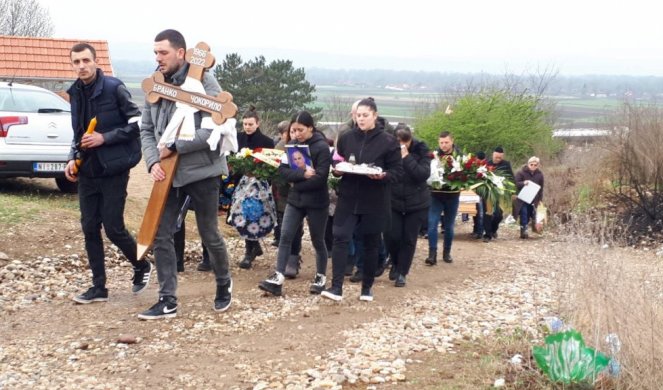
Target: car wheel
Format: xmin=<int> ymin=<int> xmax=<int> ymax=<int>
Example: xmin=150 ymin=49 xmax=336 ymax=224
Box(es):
xmin=55 ymin=177 xmax=78 ymax=193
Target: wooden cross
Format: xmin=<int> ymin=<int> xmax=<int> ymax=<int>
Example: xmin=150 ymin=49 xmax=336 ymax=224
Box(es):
xmin=136 ymin=42 xmax=238 ymax=260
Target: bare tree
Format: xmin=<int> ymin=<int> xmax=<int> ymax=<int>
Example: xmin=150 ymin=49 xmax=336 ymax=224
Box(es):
xmin=0 ymin=0 xmax=53 ymax=37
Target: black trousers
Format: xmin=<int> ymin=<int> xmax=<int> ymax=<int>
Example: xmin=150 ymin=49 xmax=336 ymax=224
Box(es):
xmin=78 ymin=172 xmax=138 ymax=288
xmin=331 ymin=213 xmax=382 ymax=292
xmin=386 ymin=208 xmax=427 ymax=276
xmin=484 ymin=206 xmax=504 ymax=236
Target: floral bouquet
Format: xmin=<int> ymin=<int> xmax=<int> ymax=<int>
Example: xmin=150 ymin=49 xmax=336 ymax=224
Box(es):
xmin=427 ymin=151 xmax=514 ymax=206
xmin=227 ymin=147 xmax=280 ymax=181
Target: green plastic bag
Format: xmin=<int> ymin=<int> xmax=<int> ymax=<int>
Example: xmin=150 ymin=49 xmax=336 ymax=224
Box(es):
xmin=533 ymin=330 xmax=611 ymax=384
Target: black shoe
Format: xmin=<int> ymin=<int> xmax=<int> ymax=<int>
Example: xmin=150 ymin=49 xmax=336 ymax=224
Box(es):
xmin=482 ymin=235 xmax=492 ymax=243
xmin=258 ymin=272 xmax=284 ymax=296
xmin=176 ymin=261 xmax=184 ymax=273
xmin=283 ymin=255 xmax=301 ymax=279
xmin=443 ymin=249 xmax=453 ymax=263
xmin=425 ymin=250 xmax=437 ymax=266
xmin=321 ymin=286 xmax=343 ymax=301
xmin=214 ymin=279 xmax=233 ymax=312
xmin=309 ymin=273 xmax=326 ymax=294
xmin=359 ymin=287 xmax=373 ymax=302
xmin=73 ymin=286 xmax=108 ymax=304
xmin=197 ymin=262 xmax=212 ymax=272
xmin=388 ymin=266 xmax=398 ymax=281
xmin=492 ymin=232 xmax=498 ymax=239
xmin=238 ymin=253 xmax=254 ymax=269
xmin=349 ymin=270 xmax=363 ymax=283
xmin=472 ymin=233 xmax=482 ymax=239
xmin=520 ymin=227 xmax=529 ymax=239
xmin=252 ymin=242 xmax=264 ymax=257
xmin=132 ymin=261 xmax=153 ymax=294
xmin=374 ymin=263 xmax=386 ymax=277
xmin=137 ymin=296 xmax=177 ymax=320
xmin=395 ymin=274 xmax=406 ymax=287
xmin=344 ymin=263 xmax=354 ymax=276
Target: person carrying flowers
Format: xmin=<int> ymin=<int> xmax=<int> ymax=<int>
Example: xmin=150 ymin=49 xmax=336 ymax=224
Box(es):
xmin=425 ymin=131 xmax=461 ymax=265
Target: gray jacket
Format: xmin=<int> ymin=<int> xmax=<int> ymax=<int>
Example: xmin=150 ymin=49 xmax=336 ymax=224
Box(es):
xmin=140 ymin=64 xmax=228 ymax=187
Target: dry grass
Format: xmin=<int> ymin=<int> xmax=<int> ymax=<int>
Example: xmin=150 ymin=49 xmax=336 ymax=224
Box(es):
xmin=546 ymin=225 xmax=663 ymax=390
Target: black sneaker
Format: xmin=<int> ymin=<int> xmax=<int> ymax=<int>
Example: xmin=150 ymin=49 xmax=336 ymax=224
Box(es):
xmin=321 ymin=286 xmax=343 ymax=301
xmin=197 ymin=262 xmax=212 ymax=272
xmin=349 ymin=270 xmax=363 ymax=283
xmin=395 ymin=274 xmax=406 ymax=287
xmin=344 ymin=263 xmax=354 ymax=276
xmin=214 ymin=279 xmax=233 ymax=312
xmin=374 ymin=263 xmax=386 ymax=277
xmin=309 ymin=273 xmax=326 ymax=294
xmin=137 ymin=296 xmax=177 ymax=320
xmin=132 ymin=261 xmax=153 ymax=294
xmin=258 ymin=272 xmax=284 ymax=297
xmin=359 ymin=287 xmax=374 ymax=302
xmin=388 ymin=266 xmax=398 ymax=281
xmin=73 ymin=286 xmax=108 ymax=304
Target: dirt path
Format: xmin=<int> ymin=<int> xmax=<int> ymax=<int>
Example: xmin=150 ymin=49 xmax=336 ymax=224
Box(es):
xmin=0 ymin=171 xmax=550 ymax=389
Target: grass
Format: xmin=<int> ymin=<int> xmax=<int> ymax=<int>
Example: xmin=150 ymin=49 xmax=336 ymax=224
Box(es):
xmin=0 ymin=187 xmax=78 ymax=226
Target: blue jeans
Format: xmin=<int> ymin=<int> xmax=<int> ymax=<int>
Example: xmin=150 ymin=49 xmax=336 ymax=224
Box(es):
xmin=520 ymin=203 xmax=535 ymax=228
xmin=427 ymin=195 xmax=460 ymax=251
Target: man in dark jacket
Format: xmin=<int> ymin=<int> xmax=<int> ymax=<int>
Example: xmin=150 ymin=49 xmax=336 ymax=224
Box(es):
xmin=426 ymin=131 xmax=461 ymax=265
xmin=64 ymin=43 xmax=152 ymax=304
xmin=484 ymin=146 xmax=515 ymax=240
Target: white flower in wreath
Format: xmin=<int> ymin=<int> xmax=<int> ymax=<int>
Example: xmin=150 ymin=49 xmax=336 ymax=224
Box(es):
xmin=451 ymin=158 xmax=462 ymax=173
xmin=488 ymin=172 xmax=506 ymax=189
xmin=461 ymin=154 xmax=470 ymax=164
xmin=247 ymin=222 xmax=261 ymax=235
xmin=477 ymin=165 xmax=488 ymax=174
xmin=233 ymin=215 xmax=246 ymax=227
xmin=259 ymin=215 xmax=272 ymax=228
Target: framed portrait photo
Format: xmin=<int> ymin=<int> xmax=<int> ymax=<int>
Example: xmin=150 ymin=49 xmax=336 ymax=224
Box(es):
xmin=286 ymin=145 xmax=312 ymax=170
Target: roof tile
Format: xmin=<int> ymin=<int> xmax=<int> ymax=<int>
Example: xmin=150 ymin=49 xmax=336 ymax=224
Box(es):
xmin=0 ymin=35 xmax=114 ymax=81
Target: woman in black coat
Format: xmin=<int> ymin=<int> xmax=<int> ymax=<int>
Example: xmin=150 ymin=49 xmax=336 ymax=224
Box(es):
xmin=386 ymin=125 xmax=431 ymax=287
xmin=258 ymin=111 xmax=331 ymax=296
xmin=322 ymin=97 xmax=403 ymax=302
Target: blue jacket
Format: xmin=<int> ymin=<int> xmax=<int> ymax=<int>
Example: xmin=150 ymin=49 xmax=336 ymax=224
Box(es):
xmin=67 ymin=69 xmax=141 ymax=177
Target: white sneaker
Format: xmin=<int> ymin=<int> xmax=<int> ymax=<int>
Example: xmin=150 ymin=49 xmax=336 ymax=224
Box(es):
xmin=309 ymin=273 xmax=326 ymax=294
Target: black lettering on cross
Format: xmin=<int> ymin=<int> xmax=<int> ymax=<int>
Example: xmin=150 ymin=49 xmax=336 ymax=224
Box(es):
xmin=141 ymin=42 xmax=237 ymax=125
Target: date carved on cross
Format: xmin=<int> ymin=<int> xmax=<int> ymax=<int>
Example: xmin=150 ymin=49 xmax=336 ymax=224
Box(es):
xmin=141 ymin=42 xmax=237 ymax=125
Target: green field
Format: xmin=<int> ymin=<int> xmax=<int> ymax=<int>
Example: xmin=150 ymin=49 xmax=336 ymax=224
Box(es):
xmin=125 ymin=82 xmax=630 ymax=128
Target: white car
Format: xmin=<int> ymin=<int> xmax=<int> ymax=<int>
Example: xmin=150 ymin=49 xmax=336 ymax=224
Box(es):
xmin=0 ymin=82 xmax=76 ymax=193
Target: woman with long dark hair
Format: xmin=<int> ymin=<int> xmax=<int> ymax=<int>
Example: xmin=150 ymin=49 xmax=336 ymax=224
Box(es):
xmin=386 ymin=124 xmax=431 ymax=287
xmin=259 ymin=111 xmax=331 ymax=295
xmin=322 ymin=98 xmax=403 ymax=302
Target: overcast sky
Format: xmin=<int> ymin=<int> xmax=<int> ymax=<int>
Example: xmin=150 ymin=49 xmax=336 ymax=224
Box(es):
xmin=41 ymin=0 xmax=663 ymax=76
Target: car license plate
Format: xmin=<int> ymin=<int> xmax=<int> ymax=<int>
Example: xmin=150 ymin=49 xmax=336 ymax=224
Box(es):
xmin=33 ymin=162 xmax=66 ymax=172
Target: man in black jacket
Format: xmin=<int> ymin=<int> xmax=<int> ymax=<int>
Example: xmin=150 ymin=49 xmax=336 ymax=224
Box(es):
xmin=484 ymin=146 xmax=515 ymax=240
xmin=64 ymin=43 xmax=152 ymax=304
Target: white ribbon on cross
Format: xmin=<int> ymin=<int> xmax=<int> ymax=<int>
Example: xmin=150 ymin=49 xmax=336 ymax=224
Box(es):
xmin=158 ymin=77 xmax=207 ymax=147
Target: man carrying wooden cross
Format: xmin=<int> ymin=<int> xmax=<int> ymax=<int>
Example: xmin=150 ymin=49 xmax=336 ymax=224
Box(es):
xmin=138 ymin=29 xmax=234 ymax=320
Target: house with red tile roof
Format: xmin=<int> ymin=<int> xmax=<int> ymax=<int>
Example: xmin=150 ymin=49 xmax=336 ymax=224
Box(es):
xmin=0 ymin=35 xmax=114 ymax=97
